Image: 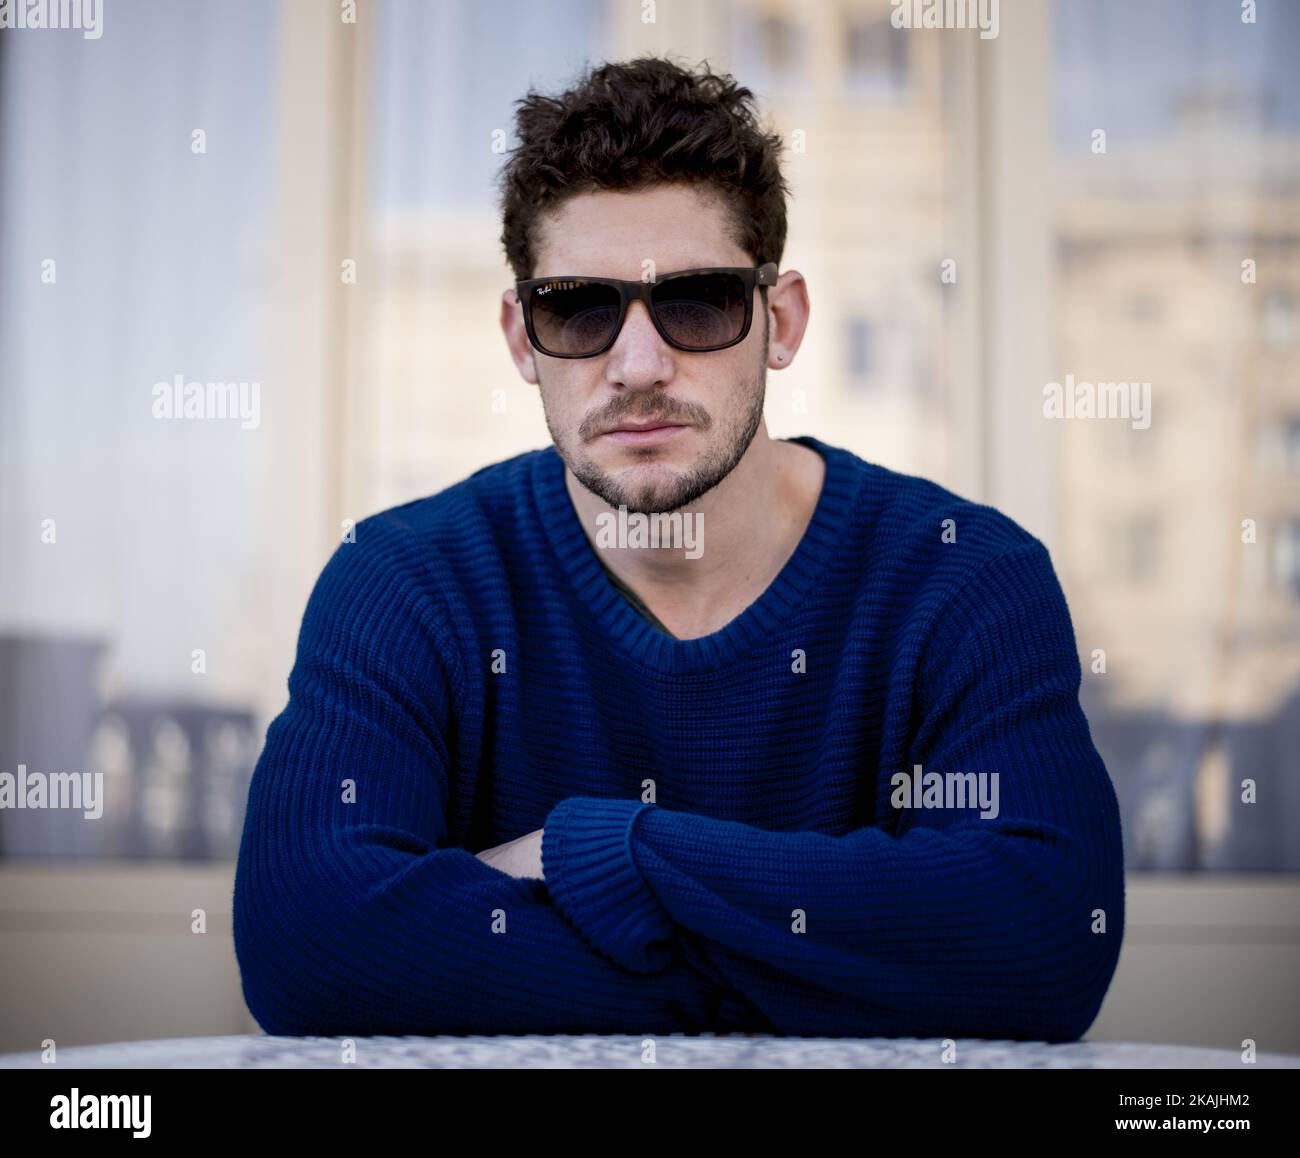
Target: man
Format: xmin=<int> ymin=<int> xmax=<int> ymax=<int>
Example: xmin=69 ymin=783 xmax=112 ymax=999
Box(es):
xmin=233 ymin=56 xmax=1124 ymax=1040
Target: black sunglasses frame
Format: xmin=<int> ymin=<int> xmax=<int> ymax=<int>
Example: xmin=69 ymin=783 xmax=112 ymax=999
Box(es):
xmin=515 ymin=263 xmax=779 ymax=358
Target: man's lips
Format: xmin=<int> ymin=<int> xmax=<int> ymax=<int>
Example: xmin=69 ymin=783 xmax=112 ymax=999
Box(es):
xmin=604 ymin=419 xmax=686 ymax=433
xmin=600 ymin=421 xmax=690 ymax=446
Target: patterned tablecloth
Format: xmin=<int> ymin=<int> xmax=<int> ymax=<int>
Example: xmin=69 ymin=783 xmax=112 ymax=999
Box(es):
xmin=2 ymin=1034 xmax=1298 ymax=1068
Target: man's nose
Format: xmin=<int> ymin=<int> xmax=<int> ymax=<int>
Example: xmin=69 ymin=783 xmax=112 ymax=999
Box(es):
xmin=604 ymin=299 xmax=674 ymax=387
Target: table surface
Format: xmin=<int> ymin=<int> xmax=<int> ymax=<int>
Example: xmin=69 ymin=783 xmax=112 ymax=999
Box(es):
xmin=2 ymin=1034 xmax=1298 ymax=1068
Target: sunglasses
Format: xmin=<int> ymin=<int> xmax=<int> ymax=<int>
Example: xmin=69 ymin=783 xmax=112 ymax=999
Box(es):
xmin=515 ymin=263 xmax=778 ymax=358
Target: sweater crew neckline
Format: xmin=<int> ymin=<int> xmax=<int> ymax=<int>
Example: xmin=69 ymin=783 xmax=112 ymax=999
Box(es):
xmin=532 ymin=435 xmax=865 ymax=674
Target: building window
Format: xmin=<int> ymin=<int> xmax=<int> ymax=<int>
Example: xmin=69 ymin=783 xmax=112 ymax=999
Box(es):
xmin=752 ymin=14 xmax=806 ymax=87
xmin=843 ymin=16 xmax=909 ymax=96
xmin=1257 ymin=414 xmax=1300 ymax=471
xmin=1273 ymin=518 xmax=1300 ymax=598
xmin=1126 ymin=291 xmax=1163 ymax=324
xmin=846 ymin=317 xmax=874 ymax=385
xmin=1122 ymin=515 xmax=1160 ymax=581
xmin=1262 ymin=290 xmax=1298 ymax=349
xmin=1287 ymin=416 xmax=1300 ymax=472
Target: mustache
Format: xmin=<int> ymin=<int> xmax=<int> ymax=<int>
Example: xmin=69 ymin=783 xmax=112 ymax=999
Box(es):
xmin=582 ymin=398 xmax=712 ymax=439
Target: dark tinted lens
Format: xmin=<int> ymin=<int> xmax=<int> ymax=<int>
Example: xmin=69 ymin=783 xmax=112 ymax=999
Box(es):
xmin=652 ymin=272 xmax=747 ymax=349
xmin=529 ymin=280 xmax=622 ymax=355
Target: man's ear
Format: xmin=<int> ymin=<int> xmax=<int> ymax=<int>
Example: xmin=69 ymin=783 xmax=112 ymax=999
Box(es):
xmin=500 ymin=288 xmax=539 ymax=385
xmin=765 ymin=270 xmax=810 ymax=369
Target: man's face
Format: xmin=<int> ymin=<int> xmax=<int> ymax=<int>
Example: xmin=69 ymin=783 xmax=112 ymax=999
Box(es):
xmin=520 ymin=184 xmax=769 ymax=515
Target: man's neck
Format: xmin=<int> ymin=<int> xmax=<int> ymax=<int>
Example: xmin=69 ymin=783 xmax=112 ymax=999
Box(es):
xmin=564 ymin=432 xmax=827 ymax=640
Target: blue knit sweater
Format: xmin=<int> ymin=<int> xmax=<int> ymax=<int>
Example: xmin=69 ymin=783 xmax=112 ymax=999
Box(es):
xmin=232 ymin=435 xmax=1125 ymax=1040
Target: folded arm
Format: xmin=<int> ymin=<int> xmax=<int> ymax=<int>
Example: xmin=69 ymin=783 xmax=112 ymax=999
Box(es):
xmin=541 ymin=542 xmax=1126 ymax=1040
xmin=233 ymin=530 xmax=721 ymax=1036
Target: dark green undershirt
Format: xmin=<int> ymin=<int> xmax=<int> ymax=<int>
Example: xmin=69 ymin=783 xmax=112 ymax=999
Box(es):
xmin=596 ymin=557 xmax=676 ymax=637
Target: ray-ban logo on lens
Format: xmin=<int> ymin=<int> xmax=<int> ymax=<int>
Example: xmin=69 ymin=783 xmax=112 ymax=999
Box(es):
xmin=595 ymin=506 xmax=704 ymax=560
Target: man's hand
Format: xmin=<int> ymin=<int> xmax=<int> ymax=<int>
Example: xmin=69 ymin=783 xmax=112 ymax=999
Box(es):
xmin=475 ymin=828 xmax=545 ymax=881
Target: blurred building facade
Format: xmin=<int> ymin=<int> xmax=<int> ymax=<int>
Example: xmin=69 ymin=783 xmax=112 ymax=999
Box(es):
xmin=0 ymin=0 xmax=1295 ymax=869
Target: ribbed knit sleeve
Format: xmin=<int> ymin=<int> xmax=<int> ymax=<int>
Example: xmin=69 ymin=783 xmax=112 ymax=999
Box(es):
xmin=542 ymin=796 xmax=675 ymax=973
xmin=231 ymin=525 xmax=721 ymax=1036
xmin=540 ymin=541 xmax=1126 ymax=1041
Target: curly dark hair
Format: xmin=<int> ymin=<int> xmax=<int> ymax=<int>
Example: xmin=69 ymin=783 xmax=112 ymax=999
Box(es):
xmin=497 ymin=55 xmax=790 ymax=282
